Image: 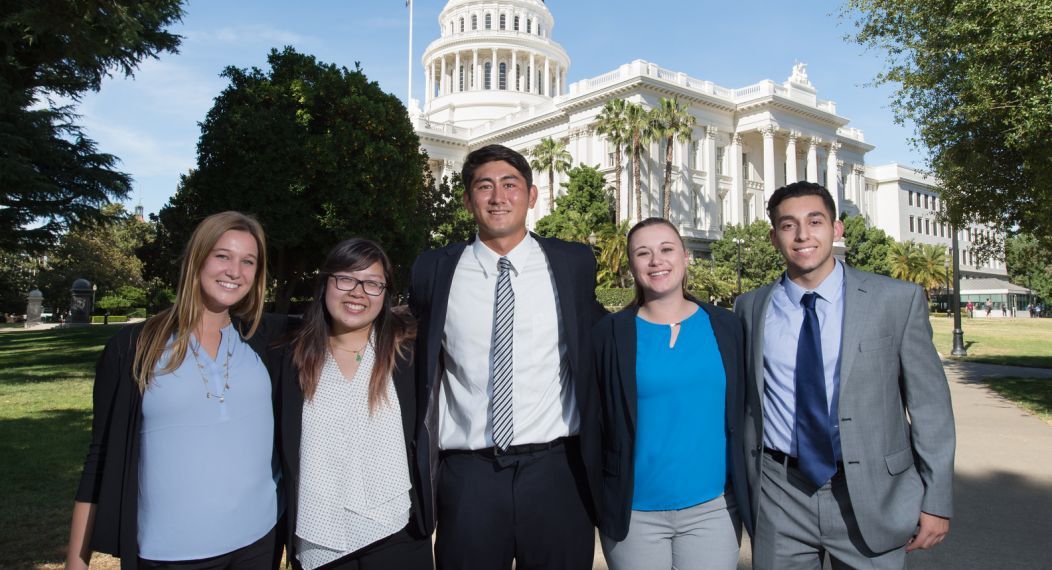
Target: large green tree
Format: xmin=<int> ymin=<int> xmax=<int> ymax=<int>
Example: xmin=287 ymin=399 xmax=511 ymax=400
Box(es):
xmin=160 ymin=48 xmax=428 ymax=310
xmin=710 ymin=221 xmax=784 ymax=294
xmin=535 ymin=164 xmax=613 ymax=243
xmin=649 ymin=97 xmax=695 ymax=220
xmin=841 ymin=215 xmax=893 ymax=276
xmin=529 ymin=137 xmax=572 ymax=209
xmin=594 ymin=98 xmax=629 ymax=222
xmin=424 ymin=172 xmax=475 ymax=249
xmin=845 ymin=0 xmax=1052 ymax=244
xmin=0 ymin=0 xmax=183 ymax=253
xmin=1005 ymin=232 xmax=1052 ymax=302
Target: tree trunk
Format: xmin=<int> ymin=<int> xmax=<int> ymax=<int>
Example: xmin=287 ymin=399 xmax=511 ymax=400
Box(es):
xmin=633 ymin=135 xmax=642 ymax=222
xmin=663 ymin=135 xmax=674 ymax=219
xmin=548 ymin=167 xmax=555 ymax=211
xmin=613 ymin=143 xmax=622 ymax=223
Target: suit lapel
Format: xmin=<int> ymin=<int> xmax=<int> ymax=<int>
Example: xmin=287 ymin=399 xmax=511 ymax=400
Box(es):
xmin=613 ymin=308 xmax=638 ymax=430
xmin=751 ymin=284 xmax=777 ymax=397
xmin=837 ymin=266 xmax=868 ymax=392
xmin=425 ymin=242 xmax=467 ymax=391
xmin=536 ymin=236 xmax=581 ymax=376
xmin=705 ymin=303 xmax=738 ymax=434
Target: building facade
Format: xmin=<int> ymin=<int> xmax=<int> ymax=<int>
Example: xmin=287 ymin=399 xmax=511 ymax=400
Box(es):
xmin=412 ymin=0 xmax=1005 ymax=275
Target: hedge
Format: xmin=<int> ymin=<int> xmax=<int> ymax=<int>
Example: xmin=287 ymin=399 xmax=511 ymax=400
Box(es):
xmin=596 ymin=288 xmax=634 ymax=309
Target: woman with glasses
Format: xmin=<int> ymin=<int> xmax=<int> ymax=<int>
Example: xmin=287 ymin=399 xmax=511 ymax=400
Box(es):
xmin=276 ymin=238 xmax=433 ymax=569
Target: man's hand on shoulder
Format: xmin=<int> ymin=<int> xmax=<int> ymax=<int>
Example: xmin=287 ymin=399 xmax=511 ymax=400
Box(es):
xmin=907 ymin=512 xmax=950 ymax=552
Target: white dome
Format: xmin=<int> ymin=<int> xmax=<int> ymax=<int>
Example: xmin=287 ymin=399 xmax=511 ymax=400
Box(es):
xmin=422 ymin=0 xmax=569 ymax=130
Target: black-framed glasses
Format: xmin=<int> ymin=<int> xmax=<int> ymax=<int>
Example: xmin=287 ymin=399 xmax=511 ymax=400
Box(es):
xmin=327 ymin=274 xmax=387 ymax=296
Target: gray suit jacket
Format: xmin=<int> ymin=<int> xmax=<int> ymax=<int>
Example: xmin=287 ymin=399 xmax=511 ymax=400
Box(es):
xmin=733 ymin=265 xmax=955 ymax=553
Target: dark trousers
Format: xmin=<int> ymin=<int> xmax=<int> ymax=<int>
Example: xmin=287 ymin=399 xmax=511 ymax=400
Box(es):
xmin=138 ymin=525 xmax=281 ymax=570
xmin=309 ymin=526 xmax=434 ymax=570
xmin=435 ymin=438 xmax=595 ymax=570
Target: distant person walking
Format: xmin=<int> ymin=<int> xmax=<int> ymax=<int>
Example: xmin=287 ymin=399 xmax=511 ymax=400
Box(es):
xmin=985 ymin=298 xmax=993 ymax=317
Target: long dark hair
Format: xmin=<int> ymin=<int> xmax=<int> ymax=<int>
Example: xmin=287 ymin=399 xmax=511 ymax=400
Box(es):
xmin=627 ymin=217 xmax=691 ymax=307
xmin=291 ymin=238 xmax=415 ymax=411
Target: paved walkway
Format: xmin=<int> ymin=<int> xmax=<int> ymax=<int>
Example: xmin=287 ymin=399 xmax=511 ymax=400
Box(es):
xmin=593 ymin=359 xmax=1052 ymax=569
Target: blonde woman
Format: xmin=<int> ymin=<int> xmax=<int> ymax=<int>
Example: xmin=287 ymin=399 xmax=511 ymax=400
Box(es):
xmin=67 ymin=211 xmax=290 ymax=569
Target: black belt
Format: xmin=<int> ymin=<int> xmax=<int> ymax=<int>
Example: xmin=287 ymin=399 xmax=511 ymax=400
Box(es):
xmin=442 ymin=436 xmax=573 ymax=459
xmin=764 ymin=446 xmax=844 ymax=473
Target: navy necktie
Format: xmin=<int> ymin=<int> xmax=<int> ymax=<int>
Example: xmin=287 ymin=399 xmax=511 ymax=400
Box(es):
xmin=795 ymin=292 xmax=837 ymax=487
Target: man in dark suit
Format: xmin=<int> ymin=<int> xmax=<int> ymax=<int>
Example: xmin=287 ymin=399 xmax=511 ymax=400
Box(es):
xmin=409 ymin=144 xmax=606 ymax=570
xmin=733 ymin=181 xmax=955 ymax=568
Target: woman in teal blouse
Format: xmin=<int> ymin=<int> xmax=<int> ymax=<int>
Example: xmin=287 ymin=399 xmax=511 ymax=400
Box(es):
xmin=592 ymin=217 xmax=751 ymax=570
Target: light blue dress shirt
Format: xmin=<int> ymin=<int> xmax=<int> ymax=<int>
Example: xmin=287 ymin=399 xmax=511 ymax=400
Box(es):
xmin=138 ymin=324 xmax=278 ymax=561
xmin=762 ymin=261 xmax=845 ymax=460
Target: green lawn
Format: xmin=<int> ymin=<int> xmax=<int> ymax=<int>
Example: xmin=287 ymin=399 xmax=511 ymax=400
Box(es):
xmin=930 ymin=316 xmax=1052 ymax=368
xmin=982 ymin=377 xmax=1052 ymax=424
xmin=0 ymin=326 xmax=122 ymax=569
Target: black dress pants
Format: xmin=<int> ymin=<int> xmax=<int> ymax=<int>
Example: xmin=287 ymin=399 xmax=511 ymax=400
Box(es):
xmin=434 ymin=438 xmax=595 ymax=570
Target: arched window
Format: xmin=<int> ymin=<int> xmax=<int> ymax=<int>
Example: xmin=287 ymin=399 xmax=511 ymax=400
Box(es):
xmin=485 ymin=13 xmax=492 ymax=29
xmin=459 ymin=65 xmax=465 ymax=91
xmin=514 ymin=15 xmax=520 ymax=31
xmin=499 ymin=63 xmax=507 ymax=90
xmin=499 ymin=14 xmax=506 ymax=29
xmin=484 ymin=62 xmax=492 ymax=90
xmin=537 ymin=70 xmax=542 ymax=94
xmin=515 ymin=64 xmax=521 ymax=90
xmin=471 ymin=14 xmax=477 ymax=30
xmin=459 ymin=17 xmax=464 ymax=32
xmin=526 ymin=19 xmax=532 ymax=34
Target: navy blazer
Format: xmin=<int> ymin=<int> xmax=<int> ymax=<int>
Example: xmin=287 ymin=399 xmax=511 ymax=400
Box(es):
xmin=591 ymin=301 xmax=754 ymax=541
xmin=407 ymin=234 xmax=608 ymax=526
xmin=75 ymin=314 xmax=292 ymax=569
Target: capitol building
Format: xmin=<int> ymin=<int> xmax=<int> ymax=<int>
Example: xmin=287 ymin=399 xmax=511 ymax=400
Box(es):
xmin=410 ymin=0 xmax=1005 ymax=279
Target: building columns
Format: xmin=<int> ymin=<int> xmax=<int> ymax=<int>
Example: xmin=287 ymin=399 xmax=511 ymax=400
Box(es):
xmin=528 ymin=53 xmax=536 ymax=94
xmin=705 ymin=126 xmax=718 ymax=230
xmin=806 ymin=137 xmax=820 ymax=182
xmin=453 ymin=52 xmax=461 ymax=92
xmin=785 ymin=131 xmax=799 ymax=184
xmin=544 ymin=57 xmax=551 ymax=96
xmin=761 ymin=124 xmax=778 ymax=204
xmin=511 ymin=50 xmax=518 ymax=91
xmin=491 ymin=48 xmax=497 ymax=89
xmin=730 ymin=133 xmax=744 ymax=226
xmin=440 ymin=56 xmax=447 ymax=96
xmin=472 ymin=49 xmax=479 ymax=90
xmin=827 ymin=141 xmax=842 ymax=206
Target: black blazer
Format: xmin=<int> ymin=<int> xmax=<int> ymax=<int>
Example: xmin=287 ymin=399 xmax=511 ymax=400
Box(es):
xmin=591 ymin=301 xmax=754 ymax=541
xmin=274 ymin=343 xmax=432 ymax=566
xmin=74 ymin=313 xmax=292 ymax=569
xmin=407 ymin=234 xmax=608 ymax=526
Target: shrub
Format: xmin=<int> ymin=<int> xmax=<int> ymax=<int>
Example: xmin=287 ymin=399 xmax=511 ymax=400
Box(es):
xmin=596 ymin=287 xmax=633 ymax=309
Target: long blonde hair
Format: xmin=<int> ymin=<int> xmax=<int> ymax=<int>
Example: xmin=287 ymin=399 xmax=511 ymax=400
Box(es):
xmin=132 ymin=211 xmax=268 ymax=391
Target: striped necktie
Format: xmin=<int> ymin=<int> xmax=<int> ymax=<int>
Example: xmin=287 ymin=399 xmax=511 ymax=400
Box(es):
xmin=491 ymin=256 xmax=515 ymax=452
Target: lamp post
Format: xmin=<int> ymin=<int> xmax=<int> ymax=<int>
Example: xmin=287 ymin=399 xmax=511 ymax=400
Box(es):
xmin=950 ymin=225 xmax=968 ymax=356
xmin=91 ymin=283 xmax=97 ymax=311
xmin=732 ymin=237 xmax=744 ymax=295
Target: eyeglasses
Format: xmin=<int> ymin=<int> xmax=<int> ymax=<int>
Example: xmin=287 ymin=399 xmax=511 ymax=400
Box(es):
xmin=328 ymin=274 xmax=387 ymax=296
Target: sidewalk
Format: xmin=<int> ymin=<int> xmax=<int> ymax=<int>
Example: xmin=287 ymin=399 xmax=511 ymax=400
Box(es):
xmin=593 ymin=359 xmax=1052 ymax=569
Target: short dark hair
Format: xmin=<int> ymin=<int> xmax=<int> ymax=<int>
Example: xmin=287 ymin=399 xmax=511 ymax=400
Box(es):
xmin=767 ymin=181 xmax=837 ymax=225
xmin=461 ymin=144 xmax=533 ymax=193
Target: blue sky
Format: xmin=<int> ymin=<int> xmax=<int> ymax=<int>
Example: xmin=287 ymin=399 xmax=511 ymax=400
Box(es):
xmin=75 ymin=0 xmax=923 ymax=217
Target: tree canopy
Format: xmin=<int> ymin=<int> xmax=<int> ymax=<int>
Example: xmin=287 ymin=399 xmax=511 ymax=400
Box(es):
xmin=534 ymin=164 xmax=613 ymax=242
xmin=841 ymin=215 xmax=893 ymax=276
xmin=0 ymin=0 xmax=184 ymax=253
xmin=159 ymin=48 xmax=428 ymax=310
xmin=710 ymin=221 xmax=784 ymax=294
xmin=845 ymin=0 xmax=1052 ymax=243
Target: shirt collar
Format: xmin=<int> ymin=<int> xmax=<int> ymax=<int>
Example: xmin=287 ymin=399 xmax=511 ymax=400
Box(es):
xmin=471 ymin=232 xmax=534 ymax=278
xmin=779 ymin=260 xmax=845 ymax=308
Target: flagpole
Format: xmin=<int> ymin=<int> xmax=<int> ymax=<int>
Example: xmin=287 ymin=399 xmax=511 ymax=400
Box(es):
xmin=407 ymin=0 xmax=414 ymax=107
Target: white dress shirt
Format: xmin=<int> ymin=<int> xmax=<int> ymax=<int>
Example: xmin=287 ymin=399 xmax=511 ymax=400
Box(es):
xmin=439 ymin=233 xmax=579 ymax=450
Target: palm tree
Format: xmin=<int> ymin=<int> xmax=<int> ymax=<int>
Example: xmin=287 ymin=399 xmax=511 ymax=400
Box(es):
xmin=529 ymin=137 xmax=572 ymax=210
xmin=624 ymin=101 xmax=653 ymax=222
xmin=649 ymin=97 xmax=696 ymax=220
xmin=914 ymin=243 xmax=949 ymax=298
xmin=594 ymin=99 xmax=629 ymax=223
xmin=596 ymin=221 xmax=631 ymax=287
xmin=888 ymin=240 xmax=920 ymax=282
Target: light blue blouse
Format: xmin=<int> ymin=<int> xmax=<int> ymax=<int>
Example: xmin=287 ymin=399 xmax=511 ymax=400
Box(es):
xmin=632 ymin=308 xmax=728 ymax=511
xmin=138 ymin=324 xmax=278 ymax=561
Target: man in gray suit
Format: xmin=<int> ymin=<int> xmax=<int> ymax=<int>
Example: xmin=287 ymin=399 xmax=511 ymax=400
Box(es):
xmin=734 ymin=181 xmax=955 ymax=568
